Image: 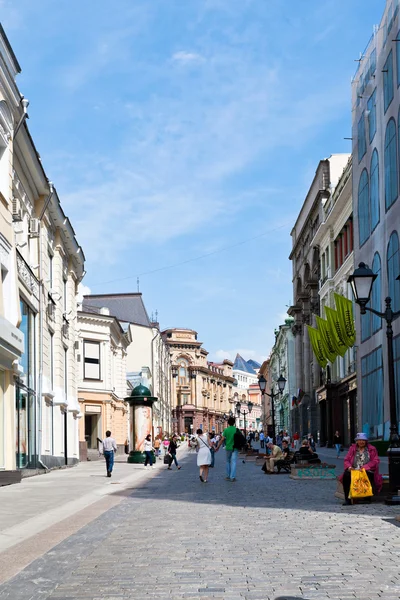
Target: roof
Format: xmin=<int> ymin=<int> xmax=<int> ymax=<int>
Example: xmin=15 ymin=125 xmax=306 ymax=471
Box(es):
xmin=83 ymin=293 xmax=151 ymax=327
xmin=233 ymin=354 xmax=257 ymax=375
xmin=247 ymin=359 xmax=261 ymax=370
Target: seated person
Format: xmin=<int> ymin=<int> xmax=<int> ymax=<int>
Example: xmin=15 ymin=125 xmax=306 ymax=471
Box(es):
xmin=296 ymin=440 xmax=321 ymax=464
xmin=339 ymin=432 xmax=382 ymax=506
xmin=261 ymin=442 xmax=283 ymax=474
xmin=276 ymin=440 xmax=294 ymax=471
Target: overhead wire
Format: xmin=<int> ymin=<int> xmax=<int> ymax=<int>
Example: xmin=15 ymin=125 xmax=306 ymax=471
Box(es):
xmin=90 ymin=219 xmax=293 ymax=287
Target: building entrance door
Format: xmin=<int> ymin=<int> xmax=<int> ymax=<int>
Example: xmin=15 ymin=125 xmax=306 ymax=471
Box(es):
xmin=85 ymin=413 xmax=101 ymax=448
xmin=184 ymin=416 xmax=193 ymax=434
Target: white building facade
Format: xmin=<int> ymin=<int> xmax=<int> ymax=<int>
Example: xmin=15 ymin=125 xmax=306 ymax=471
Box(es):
xmin=0 ymin=24 xmax=85 ymax=483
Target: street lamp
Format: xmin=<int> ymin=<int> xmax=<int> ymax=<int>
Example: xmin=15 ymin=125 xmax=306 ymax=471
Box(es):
xmin=258 ymin=374 xmax=286 ymax=443
xmin=348 ymin=262 xmax=400 ymax=504
xmin=235 ymin=400 xmax=253 ymax=439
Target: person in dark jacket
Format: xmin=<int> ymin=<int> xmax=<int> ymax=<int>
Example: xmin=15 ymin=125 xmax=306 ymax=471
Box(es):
xmin=167 ymin=435 xmax=181 ymax=470
xmin=333 ymin=430 xmax=342 ymax=458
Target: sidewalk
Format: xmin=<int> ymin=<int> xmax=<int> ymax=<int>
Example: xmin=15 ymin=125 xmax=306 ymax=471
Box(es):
xmin=0 ymin=446 xmax=187 ymax=584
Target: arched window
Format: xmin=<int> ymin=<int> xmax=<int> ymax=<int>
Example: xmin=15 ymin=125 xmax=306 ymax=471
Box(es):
xmin=358 ymin=169 xmax=370 ymax=246
xmin=370 ymin=149 xmax=380 ymax=231
xmin=387 ymin=231 xmax=400 ymax=311
xmin=371 ymin=252 xmax=382 ymax=334
xmin=385 ymin=118 xmax=398 ymax=210
xmin=178 ymin=358 xmax=189 ymax=385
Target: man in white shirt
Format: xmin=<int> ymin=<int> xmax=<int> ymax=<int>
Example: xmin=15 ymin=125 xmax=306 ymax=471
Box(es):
xmin=102 ymin=430 xmax=117 ymax=478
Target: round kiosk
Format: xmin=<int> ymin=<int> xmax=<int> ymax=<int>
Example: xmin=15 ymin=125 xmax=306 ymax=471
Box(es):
xmin=125 ymin=384 xmax=158 ymax=464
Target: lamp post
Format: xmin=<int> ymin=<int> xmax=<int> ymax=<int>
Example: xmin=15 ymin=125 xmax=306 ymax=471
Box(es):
xmin=258 ymin=374 xmax=286 ymax=443
xmin=348 ymin=262 xmax=400 ymax=504
xmin=235 ymin=401 xmax=253 ymax=440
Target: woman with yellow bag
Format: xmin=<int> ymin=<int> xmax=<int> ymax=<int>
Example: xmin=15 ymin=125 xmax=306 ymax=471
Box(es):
xmin=339 ymin=433 xmax=383 ymax=506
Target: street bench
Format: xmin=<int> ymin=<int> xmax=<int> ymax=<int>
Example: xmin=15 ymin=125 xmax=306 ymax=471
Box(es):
xmin=290 ymin=464 xmax=337 ymax=480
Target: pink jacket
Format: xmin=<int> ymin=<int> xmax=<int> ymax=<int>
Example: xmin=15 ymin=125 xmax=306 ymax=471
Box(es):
xmin=339 ymin=443 xmax=383 ymax=492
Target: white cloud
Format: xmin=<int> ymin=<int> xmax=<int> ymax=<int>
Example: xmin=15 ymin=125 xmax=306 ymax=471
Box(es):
xmin=172 ymin=51 xmax=204 ymax=64
xmin=77 ymin=283 xmax=91 ymax=307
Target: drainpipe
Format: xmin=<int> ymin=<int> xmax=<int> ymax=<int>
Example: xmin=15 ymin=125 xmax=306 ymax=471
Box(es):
xmin=36 ymin=183 xmax=54 ymax=471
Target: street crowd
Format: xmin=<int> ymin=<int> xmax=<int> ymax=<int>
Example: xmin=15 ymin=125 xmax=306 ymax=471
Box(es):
xmin=101 ymin=424 xmax=383 ymax=506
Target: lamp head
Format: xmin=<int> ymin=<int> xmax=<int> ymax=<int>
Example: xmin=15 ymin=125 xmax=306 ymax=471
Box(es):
xmin=247 ymin=401 xmax=253 ymax=413
xmin=277 ymin=375 xmax=286 ymax=394
xmin=258 ymin=375 xmax=267 ymax=393
xmin=236 ymin=401 xmax=241 ymax=415
xmin=348 ymin=262 xmax=376 ymax=313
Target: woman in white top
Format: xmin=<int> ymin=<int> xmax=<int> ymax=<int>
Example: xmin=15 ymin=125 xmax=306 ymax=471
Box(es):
xmin=196 ymin=428 xmax=212 ymax=483
xmin=143 ymin=434 xmax=154 ymax=468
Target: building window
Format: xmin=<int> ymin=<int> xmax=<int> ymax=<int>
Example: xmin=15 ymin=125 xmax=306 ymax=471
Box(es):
xmin=367 ymin=89 xmax=377 ymax=142
xmin=358 ymin=112 xmax=366 ymax=162
xmin=361 ymin=347 xmax=383 ymax=439
xmin=387 ymin=231 xmax=400 ymax=311
xmin=19 ymin=299 xmax=36 ymax=390
xmin=397 ymin=29 xmax=400 ymax=86
xmin=385 ymin=118 xmax=398 ymax=210
xmin=371 ymin=252 xmax=382 ymax=334
xmin=0 ymin=370 xmax=4 ymax=468
xmin=383 ymin=50 xmax=394 ymax=113
xmin=178 ymin=358 xmax=189 ymax=385
xmin=64 ymin=348 xmax=68 ymax=400
xmin=394 ymin=334 xmax=400 ymax=420
xmin=48 ymin=253 xmax=53 ymax=290
xmin=84 ymin=341 xmax=101 ymax=380
xmin=50 ymin=332 xmax=54 ymax=389
xmin=63 ymin=278 xmax=67 ymax=313
xmin=370 ymin=149 xmax=380 ymax=231
xmin=358 ymin=169 xmax=370 ymax=246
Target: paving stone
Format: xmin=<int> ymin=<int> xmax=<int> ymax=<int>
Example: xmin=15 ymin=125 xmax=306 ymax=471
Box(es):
xmin=0 ymin=446 xmax=400 ymax=600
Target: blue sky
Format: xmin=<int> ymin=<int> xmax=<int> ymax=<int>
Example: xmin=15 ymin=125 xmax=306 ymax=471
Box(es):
xmin=2 ymin=0 xmax=384 ymax=363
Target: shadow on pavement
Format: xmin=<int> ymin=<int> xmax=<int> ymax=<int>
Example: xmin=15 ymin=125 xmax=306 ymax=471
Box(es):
xmin=107 ymin=451 xmax=398 ymax=519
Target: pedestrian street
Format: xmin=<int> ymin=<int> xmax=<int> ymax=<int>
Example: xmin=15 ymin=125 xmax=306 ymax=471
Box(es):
xmin=0 ymin=445 xmax=400 ymax=600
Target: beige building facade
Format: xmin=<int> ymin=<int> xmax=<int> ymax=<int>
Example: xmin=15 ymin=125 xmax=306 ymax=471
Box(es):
xmin=77 ymin=307 xmax=131 ymax=460
xmin=162 ymin=328 xmax=235 ymax=434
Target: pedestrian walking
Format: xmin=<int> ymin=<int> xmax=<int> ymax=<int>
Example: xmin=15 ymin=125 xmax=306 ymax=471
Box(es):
xmin=167 ymin=435 xmax=181 ymax=470
xmin=196 ymin=428 xmax=212 ymax=482
xmin=293 ymin=431 xmax=300 ymax=451
xmin=259 ymin=431 xmax=265 ymax=449
xmin=208 ymin=432 xmax=217 ymax=468
xmin=144 ymin=435 xmax=155 ymax=468
xmin=102 ymin=430 xmax=117 ymax=478
xmin=215 ymin=415 xmax=240 ymax=482
xmin=154 ymin=437 xmax=161 ymax=459
xmin=334 ymin=430 xmax=342 ymax=458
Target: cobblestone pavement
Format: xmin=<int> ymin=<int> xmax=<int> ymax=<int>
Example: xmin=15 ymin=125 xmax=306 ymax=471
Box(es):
xmin=0 ymin=446 xmax=400 ymax=600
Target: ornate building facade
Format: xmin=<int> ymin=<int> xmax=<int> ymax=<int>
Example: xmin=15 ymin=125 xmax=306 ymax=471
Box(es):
xmin=311 ymin=157 xmax=357 ymax=446
xmin=288 ymin=154 xmax=350 ymax=442
xmin=162 ymin=328 xmax=236 ymax=434
xmin=77 ymin=306 xmax=132 ymax=460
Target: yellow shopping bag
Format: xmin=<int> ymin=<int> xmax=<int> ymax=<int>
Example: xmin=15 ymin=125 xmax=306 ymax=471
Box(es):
xmin=349 ymin=469 xmax=373 ymax=499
